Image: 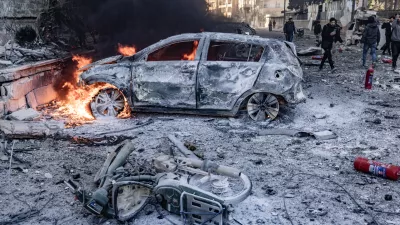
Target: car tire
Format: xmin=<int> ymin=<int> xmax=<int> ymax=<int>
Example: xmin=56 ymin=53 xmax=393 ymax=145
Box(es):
xmin=247 ymin=93 xmax=279 ymax=121
xmin=90 ymin=88 xmax=126 ymax=118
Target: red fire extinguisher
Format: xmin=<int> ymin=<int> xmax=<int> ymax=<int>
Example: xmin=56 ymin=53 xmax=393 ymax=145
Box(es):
xmin=354 ymin=157 xmax=400 ymax=181
xmin=364 ymin=65 xmax=374 ymax=89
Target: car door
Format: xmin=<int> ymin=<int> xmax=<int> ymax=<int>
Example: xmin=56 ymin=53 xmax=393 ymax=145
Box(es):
xmin=197 ymin=37 xmax=266 ymax=110
xmin=132 ymin=37 xmax=204 ymax=108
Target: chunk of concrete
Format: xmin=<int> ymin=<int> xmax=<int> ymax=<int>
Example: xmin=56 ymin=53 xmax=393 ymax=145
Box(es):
xmin=9 ymin=108 xmax=40 ymax=121
xmin=314 ymin=114 xmax=327 ymax=119
xmin=312 ymin=130 xmax=337 ymax=140
xmin=0 ymin=120 xmax=64 ymax=138
xmin=0 ymin=60 xmax=12 ymax=66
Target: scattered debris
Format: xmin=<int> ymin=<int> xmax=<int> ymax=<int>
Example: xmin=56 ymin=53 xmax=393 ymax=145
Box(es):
xmin=168 ymin=134 xmax=199 ymax=159
xmin=297 ymin=47 xmax=323 ymax=56
xmin=258 ymin=128 xmax=337 ymax=140
xmin=94 ymin=118 xmax=153 ymax=136
xmin=314 ymin=113 xmax=327 ymax=119
xmin=384 ymin=194 xmax=393 ymax=201
xmin=311 ymin=55 xmax=323 ymax=60
xmin=365 ymin=118 xmax=382 ymax=124
xmin=311 ymin=130 xmax=337 ymax=140
xmin=44 ymin=173 xmax=53 ymax=179
xmin=184 ymin=141 xmax=197 ymax=151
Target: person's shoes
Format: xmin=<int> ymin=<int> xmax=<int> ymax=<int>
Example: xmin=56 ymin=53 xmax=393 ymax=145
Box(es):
xmin=318 ymin=67 xmax=323 ymax=71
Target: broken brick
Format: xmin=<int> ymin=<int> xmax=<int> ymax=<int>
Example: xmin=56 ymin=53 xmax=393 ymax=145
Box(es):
xmin=26 ymin=91 xmax=38 ymax=109
xmin=33 ymin=85 xmax=58 ymax=106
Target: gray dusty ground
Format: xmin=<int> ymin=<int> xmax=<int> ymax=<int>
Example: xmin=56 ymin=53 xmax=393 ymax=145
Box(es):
xmin=0 ymin=30 xmax=400 ymax=225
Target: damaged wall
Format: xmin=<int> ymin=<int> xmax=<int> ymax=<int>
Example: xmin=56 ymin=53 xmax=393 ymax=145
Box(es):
xmin=0 ymin=59 xmax=63 ymax=115
xmin=0 ymin=0 xmax=47 ymax=45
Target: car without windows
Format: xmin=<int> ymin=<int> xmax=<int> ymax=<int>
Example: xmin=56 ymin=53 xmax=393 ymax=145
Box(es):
xmin=79 ymin=32 xmax=305 ymax=121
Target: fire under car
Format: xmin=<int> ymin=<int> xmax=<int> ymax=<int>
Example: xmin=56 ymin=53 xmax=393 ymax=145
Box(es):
xmin=79 ymin=32 xmax=305 ymax=121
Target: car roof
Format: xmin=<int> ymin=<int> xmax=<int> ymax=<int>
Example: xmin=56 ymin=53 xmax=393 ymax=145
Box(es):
xmin=162 ymin=32 xmax=272 ymax=45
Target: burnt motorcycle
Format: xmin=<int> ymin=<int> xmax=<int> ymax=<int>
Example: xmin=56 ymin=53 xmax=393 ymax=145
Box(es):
xmin=65 ymin=140 xmax=252 ymax=225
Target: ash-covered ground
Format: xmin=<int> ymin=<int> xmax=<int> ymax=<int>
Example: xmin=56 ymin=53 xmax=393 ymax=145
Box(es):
xmin=0 ymin=30 xmax=400 ymax=225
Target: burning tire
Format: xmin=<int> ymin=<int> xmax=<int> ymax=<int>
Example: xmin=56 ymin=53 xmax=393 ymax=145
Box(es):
xmin=247 ymin=93 xmax=279 ymax=121
xmin=90 ymin=88 xmax=126 ymax=118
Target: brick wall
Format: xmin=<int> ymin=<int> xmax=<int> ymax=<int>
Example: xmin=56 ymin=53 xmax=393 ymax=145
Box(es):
xmin=0 ymin=59 xmax=63 ymax=114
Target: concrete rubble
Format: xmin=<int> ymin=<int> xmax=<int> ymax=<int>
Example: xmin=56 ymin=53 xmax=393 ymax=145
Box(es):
xmin=8 ymin=108 xmax=40 ymax=121
xmin=0 ymin=120 xmax=63 ymax=138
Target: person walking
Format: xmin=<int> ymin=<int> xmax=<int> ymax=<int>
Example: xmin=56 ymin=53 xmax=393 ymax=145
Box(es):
xmin=283 ymin=18 xmax=296 ymax=42
xmin=273 ymin=20 xmax=276 ymax=29
xmin=361 ymin=16 xmax=380 ymax=68
xmin=314 ymin=20 xmax=322 ymax=46
xmin=381 ymin=16 xmax=394 ymax=55
xmin=269 ymin=21 xmax=273 ymax=31
xmin=392 ymin=14 xmax=400 ymax=70
xmin=319 ymin=18 xmax=338 ymax=72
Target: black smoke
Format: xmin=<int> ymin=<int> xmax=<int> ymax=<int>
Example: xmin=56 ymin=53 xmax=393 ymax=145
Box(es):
xmin=71 ymin=0 xmax=227 ymax=57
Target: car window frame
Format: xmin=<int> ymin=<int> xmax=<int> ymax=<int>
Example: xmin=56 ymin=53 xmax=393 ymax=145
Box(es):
xmin=144 ymin=38 xmax=204 ymax=62
xmin=202 ymin=38 xmax=267 ymax=63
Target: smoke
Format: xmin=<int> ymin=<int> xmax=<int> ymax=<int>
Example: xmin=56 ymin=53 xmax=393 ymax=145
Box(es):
xmin=72 ymin=0 xmax=226 ymax=56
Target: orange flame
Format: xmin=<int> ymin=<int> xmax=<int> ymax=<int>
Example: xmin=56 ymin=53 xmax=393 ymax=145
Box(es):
xmin=182 ymin=41 xmax=199 ymax=61
xmin=51 ymin=55 xmax=130 ymax=127
xmin=118 ymin=43 xmax=136 ymax=56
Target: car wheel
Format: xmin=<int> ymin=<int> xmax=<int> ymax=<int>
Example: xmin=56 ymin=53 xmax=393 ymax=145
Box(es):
xmin=247 ymin=93 xmax=279 ymax=121
xmin=90 ymin=88 xmax=126 ymax=118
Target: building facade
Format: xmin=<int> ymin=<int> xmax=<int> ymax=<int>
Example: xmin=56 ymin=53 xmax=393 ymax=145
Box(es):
xmin=236 ymin=0 xmax=285 ymax=28
xmin=207 ymin=0 xmax=239 ymax=18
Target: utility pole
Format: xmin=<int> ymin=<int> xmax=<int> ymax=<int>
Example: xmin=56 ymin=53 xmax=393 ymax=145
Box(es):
xmin=351 ymin=0 xmax=356 ymax=22
xmin=283 ymin=0 xmax=286 ymax=22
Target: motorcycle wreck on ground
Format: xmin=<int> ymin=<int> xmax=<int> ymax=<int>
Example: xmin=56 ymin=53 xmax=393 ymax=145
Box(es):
xmin=65 ymin=140 xmax=252 ymax=225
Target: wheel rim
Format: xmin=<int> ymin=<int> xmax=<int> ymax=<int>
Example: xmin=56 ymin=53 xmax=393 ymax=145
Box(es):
xmin=247 ymin=93 xmax=279 ymax=121
xmin=93 ymin=88 xmax=125 ymax=117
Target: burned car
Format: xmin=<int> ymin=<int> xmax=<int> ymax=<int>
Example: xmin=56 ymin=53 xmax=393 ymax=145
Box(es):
xmin=80 ymin=32 xmax=305 ymax=121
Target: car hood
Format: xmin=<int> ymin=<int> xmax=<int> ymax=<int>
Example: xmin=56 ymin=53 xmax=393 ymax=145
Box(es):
xmin=78 ymin=55 xmax=124 ymax=71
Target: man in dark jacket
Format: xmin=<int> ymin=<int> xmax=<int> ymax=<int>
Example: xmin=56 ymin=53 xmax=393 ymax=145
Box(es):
xmin=361 ymin=16 xmax=381 ymax=67
xmin=284 ymin=18 xmax=296 ymax=42
xmin=314 ymin=20 xmax=322 ymax=46
xmin=381 ymin=16 xmax=394 ymax=55
xmin=392 ymin=14 xmax=400 ymax=70
xmin=319 ymin=18 xmax=338 ymax=71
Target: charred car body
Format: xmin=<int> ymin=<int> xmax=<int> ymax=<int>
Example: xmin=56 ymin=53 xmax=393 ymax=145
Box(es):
xmin=80 ymin=32 xmax=305 ymax=121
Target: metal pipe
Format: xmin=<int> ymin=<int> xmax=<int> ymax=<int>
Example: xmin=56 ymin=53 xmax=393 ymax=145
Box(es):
xmin=101 ymin=141 xmax=135 ymax=188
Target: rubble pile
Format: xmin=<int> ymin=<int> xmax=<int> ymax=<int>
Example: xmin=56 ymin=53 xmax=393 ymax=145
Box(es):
xmin=0 ymin=40 xmax=69 ymax=69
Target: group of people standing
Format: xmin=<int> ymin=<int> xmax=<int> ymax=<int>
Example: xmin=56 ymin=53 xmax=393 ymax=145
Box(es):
xmin=285 ymin=15 xmax=400 ymax=72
